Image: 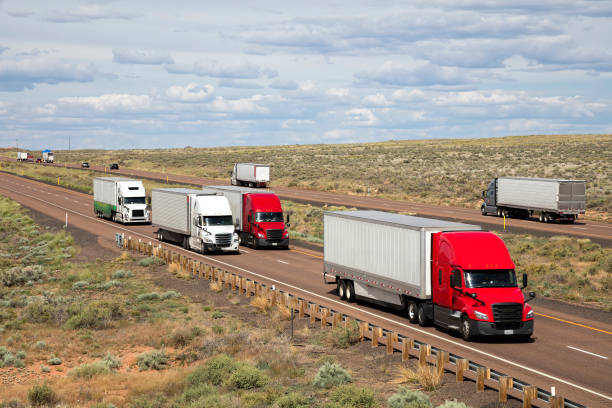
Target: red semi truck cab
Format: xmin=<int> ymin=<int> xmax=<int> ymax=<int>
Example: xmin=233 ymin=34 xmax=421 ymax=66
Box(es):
xmin=430 ymin=231 xmax=534 ymax=340
xmin=242 ymin=192 xmax=289 ymax=249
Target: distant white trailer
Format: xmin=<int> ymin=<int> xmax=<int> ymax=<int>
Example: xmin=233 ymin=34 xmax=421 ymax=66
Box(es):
xmin=231 ymin=163 xmax=270 ymax=188
xmin=481 ymin=177 xmax=586 ymax=223
xmin=17 ymin=152 xmax=30 ymax=161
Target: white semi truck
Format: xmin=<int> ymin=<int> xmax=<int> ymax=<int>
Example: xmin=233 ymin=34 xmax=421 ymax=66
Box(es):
xmin=231 ymin=163 xmax=270 ymax=188
xmin=152 ymin=188 xmax=239 ymax=253
xmin=481 ymin=177 xmax=586 ymax=223
xmin=17 ymin=152 xmax=32 ymax=161
xmin=93 ymin=177 xmax=150 ymax=224
xmin=42 ymin=149 xmax=54 ymax=163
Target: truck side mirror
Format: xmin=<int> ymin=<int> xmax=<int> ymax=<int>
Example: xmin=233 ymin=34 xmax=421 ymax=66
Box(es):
xmin=522 ymin=273 xmax=528 ymax=289
xmin=286 ymin=214 xmax=290 ymax=224
xmin=481 ymin=190 xmax=486 ymax=199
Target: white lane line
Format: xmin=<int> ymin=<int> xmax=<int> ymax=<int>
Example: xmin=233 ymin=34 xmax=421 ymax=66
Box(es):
xmin=241 ymin=249 xmax=251 ymax=254
xmin=277 ymin=260 xmax=289 ymax=265
xmin=573 ymin=227 xmax=587 ymax=230
xmin=567 ymin=346 xmax=608 ymax=360
xmin=1 ymin=182 xmax=612 ymax=402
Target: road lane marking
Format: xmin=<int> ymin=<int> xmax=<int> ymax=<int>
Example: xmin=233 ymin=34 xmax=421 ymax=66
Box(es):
xmin=291 ymin=248 xmax=323 ymax=259
xmin=277 ymin=260 xmax=289 ymax=265
xmin=241 ymin=249 xmax=250 ymax=254
xmin=567 ymin=346 xmax=608 ymax=359
xmin=2 ymin=179 xmax=612 ymax=402
xmin=535 ymin=312 xmax=612 ymax=335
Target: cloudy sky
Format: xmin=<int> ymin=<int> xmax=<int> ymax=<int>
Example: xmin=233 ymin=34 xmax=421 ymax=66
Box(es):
xmin=1 ymin=0 xmax=611 ymax=149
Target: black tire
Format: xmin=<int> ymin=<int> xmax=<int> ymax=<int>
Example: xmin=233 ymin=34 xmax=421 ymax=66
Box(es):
xmin=539 ymin=213 xmax=545 ymax=223
xmin=338 ymin=279 xmax=347 ymax=300
xmin=182 ymin=236 xmax=190 ymax=250
xmin=461 ymin=316 xmax=473 ymax=341
xmin=407 ymin=301 xmax=419 ymax=324
xmin=417 ymin=304 xmax=430 ymax=327
xmin=496 ymin=208 xmax=502 ymax=217
xmin=481 ymin=206 xmax=487 ymax=216
xmin=345 ymin=280 xmax=355 ymax=302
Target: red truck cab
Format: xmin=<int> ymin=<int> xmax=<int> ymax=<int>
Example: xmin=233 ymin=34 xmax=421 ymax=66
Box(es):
xmin=243 ymin=193 xmax=289 ymax=249
xmin=429 ymin=231 xmax=534 ymax=340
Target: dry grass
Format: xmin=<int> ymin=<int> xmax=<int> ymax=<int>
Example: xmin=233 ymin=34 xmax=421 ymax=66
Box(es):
xmin=250 ymin=295 xmax=271 ymax=312
xmin=394 ymin=365 xmax=444 ymax=391
xmin=209 ymin=281 xmax=223 ymax=293
xmin=275 ymin=304 xmax=293 ymax=321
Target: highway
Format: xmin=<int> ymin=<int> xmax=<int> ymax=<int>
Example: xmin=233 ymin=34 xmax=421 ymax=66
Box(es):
xmin=1 ymin=173 xmax=611 ymax=407
xmin=1 ymin=156 xmax=610 ymax=246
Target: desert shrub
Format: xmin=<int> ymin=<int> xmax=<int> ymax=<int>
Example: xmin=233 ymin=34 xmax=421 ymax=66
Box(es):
xmin=211 ymin=311 xmax=224 ymax=319
xmin=137 ymin=292 xmax=160 ymax=301
xmin=47 ymin=357 xmax=62 ymax=365
xmin=23 ymin=300 xmax=52 ymax=323
xmin=72 ymin=281 xmax=89 ymax=290
xmin=161 ymin=290 xmax=179 ymax=300
xmin=0 ymin=400 xmax=25 ymax=408
xmin=312 ymin=362 xmax=352 ymax=388
xmin=27 ymin=383 xmax=57 ymax=407
xmin=387 ymin=387 xmax=432 ymax=408
xmin=168 ymin=328 xmax=195 ymax=348
xmin=112 ymin=269 xmax=133 ymax=279
xmin=327 ymin=321 xmax=360 ymax=348
xmin=228 ymin=363 xmax=269 ymax=389
xmin=16 ymin=350 xmax=26 ymax=359
xmin=34 ymin=340 xmax=47 ymax=349
xmin=187 ymin=354 xmax=236 ymax=386
xmin=436 ymin=401 xmax=471 ymax=408
xmin=128 ymin=392 xmax=169 ymax=408
xmin=103 ymin=353 xmax=122 ymax=369
xmin=40 ymin=365 xmax=51 ymax=373
xmin=98 ymin=280 xmax=122 ymax=290
xmin=64 ymin=300 xmax=124 ymax=329
xmin=327 ymin=384 xmax=376 ymax=408
xmin=91 ymin=404 xmax=116 ymax=408
xmin=182 ymin=383 xmax=217 ymax=403
xmin=137 ymin=349 xmax=168 ymax=371
xmin=69 ymin=362 xmax=111 ymax=379
xmin=139 ymin=257 xmax=156 ymax=267
xmin=276 ymin=392 xmax=310 ymax=408
xmin=1 ymin=265 xmax=45 ymax=287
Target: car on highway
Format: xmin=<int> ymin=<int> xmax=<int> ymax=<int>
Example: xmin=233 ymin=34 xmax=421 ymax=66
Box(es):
xmin=110 ymin=163 xmax=119 ymax=170
xmin=36 ymin=158 xmax=42 ymax=163
xmin=81 ymin=162 xmax=90 ymax=168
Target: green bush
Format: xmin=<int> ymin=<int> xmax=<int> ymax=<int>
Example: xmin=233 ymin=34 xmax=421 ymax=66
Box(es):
xmin=1 ymin=265 xmax=45 ymax=287
xmin=139 ymin=257 xmax=156 ymax=267
xmin=327 ymin=384 xmax=376 ymax=408
xmin=69 ymin=362 xmax=110 ymax=379
xmin=27 ymin=383 xmax=57 ymax=407
xmin=328 ymin=321 xmax=360 ymax=348
xmin=137 ymin=349 xmax=168 ymax=371
xmin=312 ymin=362 xmax=352 ymax=388
xmin=99 ymin=280 xmax=122 ymax=290
xmin=72 ymin=281 xmax=89 ymax=290
xmin=436 ymin=401 xmax=471 ymax=408
xmin=23 ymin=301 xmax=53 ymax=323
xmin=387 ymin=387 xmax=432 ymax=408
xmin=40 ymin=365 xmax=51 ymax=373
xmin=187 ymin=354 xmax=236 ymax=386
xmin=182 ymin=383 xmax=217 ymax=402
xmin=64 ymin=300 xmax=124 ymax=329
xmin=276 ymin=392 xmax=310 ymax=408
xmin=161 ymin=290 xmax=179 ymax=300
xmin=47 ymin=357 xmax=62 ymax=365
xmin=211 ymin=311 xmax=224 ymax=319
xmin=34 ymin=340 xmax=47 ymax=349
xmin=228 ymin=363 xmax=268 ymax=389
xmin=137 ymin=292 xmax=160 ymax=301
xmin=112 ymin=269 xmax=133 ymax=279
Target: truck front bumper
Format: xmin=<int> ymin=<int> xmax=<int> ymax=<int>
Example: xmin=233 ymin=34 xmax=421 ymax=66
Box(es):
xmin=472 ymin=320 xmax=533 ymax=337
xmin=255 ymin=238 xmax=289 ymax=248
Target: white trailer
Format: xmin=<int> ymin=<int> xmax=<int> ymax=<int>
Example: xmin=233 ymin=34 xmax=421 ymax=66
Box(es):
xmin=17 ymin=152 xmax=30 ymax=161
xmin=231 ymin=163 xmax=270 ymax=188
xmin=42 ymin=150 xmax=54 ymax=163
xmin=93 ymin=177 xmax=149 ymax=223
xmin=482 ymin=177 xmax=586 ymax=223
xmin=323 ymin=211 xmax=479 ymax=304
xmin=152 ymin=188 xmax=239 ymax=253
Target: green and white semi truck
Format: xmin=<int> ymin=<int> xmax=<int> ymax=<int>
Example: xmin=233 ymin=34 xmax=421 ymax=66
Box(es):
xmin=93 ymin=177 xmax=150 ymax=224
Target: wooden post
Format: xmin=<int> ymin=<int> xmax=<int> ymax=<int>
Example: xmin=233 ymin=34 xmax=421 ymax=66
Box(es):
xmin=270 ymin=289 xmax=277 ymax=306
xmin=402 ymin=338 xmax=411 ymax=361
xmin=456 ymin=359 xmax=468 ymax=382
xmin=476 ymin=366 xmax=488 ymax=392
xmin=309 ymin=303 xmax=317 ymax=324
xmin=523 ymin=385 xmax=538 ymax=408
xmin=498 ymin=376 xmax=513 ymax=402
xmin=372 ymin=327 xmax=382 ymax=347
xmin=321 ymin=309 xmax=329 ymax=328
xmin=418 ymin=345 xmax=429 ymax=368
xmin=436 ymin=351 xmax=449 ymax=377
xmin=332 ymin=312 xmax=342 ymax=329
xmin=549 ymin=396 xmax=564 ymax=408
xmin=386 ymin=332 xmax=395 ymax=354
xmin=359 ymin=322 xmax=368 ymax=341
xmin=298 ymin=300 xmax=305 ymax=319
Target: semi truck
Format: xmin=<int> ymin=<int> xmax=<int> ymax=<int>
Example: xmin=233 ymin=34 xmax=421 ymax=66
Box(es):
xmin=17 ymin=152 xmax=32 ymax=161
xmin=152 ymin=188 xmax=239 ymax=254
xmin=231 ymin=163 xmax=270 ymax=188
xmin=207 ymin=185 xmax=289 ymax=249
xmin=323 ymin=210 xmax=535 ymax=341
xmin=481 ymin=177 xmax=586 ymax=223
xmin=42 ymin=149 xmax=54 ymax=163
xmin=93 ymin=177 xmax=150 ymax=224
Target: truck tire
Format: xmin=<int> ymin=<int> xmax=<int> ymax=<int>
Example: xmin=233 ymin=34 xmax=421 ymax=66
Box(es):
xmin=407 ymin=301 xmax=418 ymax=324
xmin=539 ymin=213 xmax=545 ymax=222
xmin=345 ymin=281 xmax=355 ymax=302
xmin=182 ymin=236 xmax=190 ymax=250
xmin=461 ymin=316 xmax=473 ymax=341
xmin=417 ymin=304 xmax=431 ymax=327
xmin=481 ymin=206 xmax=487 ymax=216
xmin=496 ymin=208 xmax=502 ymax=217
xmin=337 ymin=279 xmax=347 ymax=300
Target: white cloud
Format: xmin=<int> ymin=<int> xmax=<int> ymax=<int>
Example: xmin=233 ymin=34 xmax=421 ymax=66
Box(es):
xmin=363 ymin=93 xmax=392 ymax=106
xmin=282 ymin=119 xmax=315 ymax=129
xmin=113 ymin=49 xmax=174 ymax=65
xmin=324 ymin=129 xmax=354 ymax=140
xmin=59 ymin=94 xmax=152 ymax=112
xmin=0 ymin=57 xmax=99 ymax=91
xmin=167 ymin=59 xmax=268 ymax=79
xmin=434 ymin=91 xmax=522 ymax=105
xmin=345 ymin=108 xmax=378 ymax=126
xmin=269 ymin=79 xmax=299 ymax=90
xmin=299 ymin=80 xmax=316 ymax=93
xmin=165 ymin=83 xmax=214 ymax=102
xmin=355 ymin=60 xmax=472 ymax=87
xmin=391 ymin=89 xmax=426 ymax=102
xmin=208 ymin=96 xmax=266 ymax=113
xmin=326 ymin=88 xmax=350 ymax=98
xmin=0 ymin=101 xmax=9 ymax=115
xmin=35 ymin=103 xmax=57 ymax=115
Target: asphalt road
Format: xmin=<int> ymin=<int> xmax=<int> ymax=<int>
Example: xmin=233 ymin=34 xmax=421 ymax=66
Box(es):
xmin=1 ymin=173 xmax=611 ymax=407
xmin=1 ymin=156 xmax=609 ymax=246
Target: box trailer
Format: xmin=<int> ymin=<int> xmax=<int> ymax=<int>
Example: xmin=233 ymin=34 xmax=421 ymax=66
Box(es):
xmin=324 ymin=210 xmax=535 ymax=340
xmin=481 ymin=177 xmax=586 ymax=223
xmin=17 ymin=152 xmax=32 ymax=162
xmin=42 ymin=149 xmax=54 ymax=163
xmin=152 ymin=188 xmax=239 ymax=253
xmin=93 ymin=177 xmax=149 ymax=224
xmin=231 ymin=163 xmax=270 ymax=188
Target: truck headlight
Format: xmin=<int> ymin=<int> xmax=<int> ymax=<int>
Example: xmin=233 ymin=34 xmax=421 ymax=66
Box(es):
xmin=525 ymin=310 xmax=533 ymax=319
xmin=233 ymin=233 xmax=239 ymax=241
xmin=282 ymin=229 xmax=289 ymax=238
xmin=474 ymin=311 xmax=489 ymax=321
xmin=257 ymin=232 xmax=265 ymax=238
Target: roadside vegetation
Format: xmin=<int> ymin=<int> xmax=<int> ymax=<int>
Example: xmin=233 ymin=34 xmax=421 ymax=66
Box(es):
xmin=2 ymin=195 xmax=507 ymax=407
xmin=3 ymin=134 xmax=608 ymax=221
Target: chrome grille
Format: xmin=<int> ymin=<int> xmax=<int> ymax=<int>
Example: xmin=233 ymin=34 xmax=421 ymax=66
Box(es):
xmin=492 ymin=302 xmax=523 ymax=330
xmin=215 ymin=233 xmax=232 ymax=246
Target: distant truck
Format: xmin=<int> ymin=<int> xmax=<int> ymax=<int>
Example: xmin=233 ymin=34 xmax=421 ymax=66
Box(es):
xmin=42 ymin=149 xmax=54 ymax=163
xmin=17 ymin=152 xmax=32 ymax=162
xmin=152 ymin=188 xmax=239 ymax=253
xmin=481 ymin=177 xmax=586 ymax=223
xmin=93 ymin=177 xmax=150 ymax=224
xmin=207 ymin=185 xmax=289 ymax=249
xmin=231 ymin=163 xmax=270 ymax=188
xmin=323 ymin=210 xmax=535 ymax=341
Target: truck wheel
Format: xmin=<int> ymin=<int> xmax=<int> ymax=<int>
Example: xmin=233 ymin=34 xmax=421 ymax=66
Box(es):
xmin=407 ymin=301 xmax=418 ymax=324
xmin=417 ymin=304 xmax=430 ymax=327
xmin=182 ymin=237 xmax=190 ymax=250
xmin=345 ymin=281 xmax=355 ymax=302
xmin=461 ymin=316 xmax=473 ymax=341
xmin=337 ymin=279 xmax=347 ymax=300
xmin=481 ymin=206 xmax=487 ymax=216
xmin=496 ymin=208 xmax=502 ymax=217
xmin=539 ymin=213 xmax=545 ymax=222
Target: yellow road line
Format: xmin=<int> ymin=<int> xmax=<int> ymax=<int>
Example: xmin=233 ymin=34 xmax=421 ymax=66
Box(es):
xmin=535 ymin=312 xmax=612 ymax=335
xmin=291 ymin=248 xmax=323 ymax=259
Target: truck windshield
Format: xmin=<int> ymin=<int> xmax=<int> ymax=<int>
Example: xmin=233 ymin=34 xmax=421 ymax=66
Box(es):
xmin=123 ymin=197 xmax=146 ymax=204
xmin=204 ymin=216 xmax=233 ymax=226
xmin=255 ymin=212 xmax=283 ymax=222
xmin=464 ymin=269 xmax=517 ymax=288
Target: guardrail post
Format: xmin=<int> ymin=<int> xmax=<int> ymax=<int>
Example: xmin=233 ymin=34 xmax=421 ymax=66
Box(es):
xmin=386 ymin=332 xmax=396 ymax=355
xmin=359 ymin=322 xmax=368 ymax=341
xmin=270 ymin=289 xmax=277 ymax=306
xmin=523 ymin=385 xmax=537 ymax=408
xmin=419 ymin=344 xmax=431 ymax=367
xmin=402 ymin=338 xmax=412 ymax=361
xmin=476 ymin=366 xmax=488 ymax=392
xmin=456 ymin=359 xmax=468 ymax=382
xmin=499 ymin=376 xmax=513 ymax=402
xmin=344 ymin=316 xmax=352 ymax=329
xmin=372 ymin=327 xmax=382 ymax=347
xmin=549 ymin=396 xmax=564 ymax=408
xmin=321 ymin=308 xmax=329 ymax=328
xmin=298 ymin=300 xmax=305 ymax=319
xmin=436 ymin=351 xmax=449 ymax=376
xmin=309 ymin=304 xmax=317 ymax=324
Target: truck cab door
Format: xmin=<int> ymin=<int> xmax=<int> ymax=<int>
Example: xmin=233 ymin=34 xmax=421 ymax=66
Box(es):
xmin=450 ymin=269 xmax=466 ymax=321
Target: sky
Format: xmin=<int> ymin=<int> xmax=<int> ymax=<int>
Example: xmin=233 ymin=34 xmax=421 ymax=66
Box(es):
xmin=1 ymin=0 xmax=611 ymax=150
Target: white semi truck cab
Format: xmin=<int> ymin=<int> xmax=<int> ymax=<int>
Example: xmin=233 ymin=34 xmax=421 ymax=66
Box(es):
xmin=93 ymin=177 xmax=150 ymax=224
